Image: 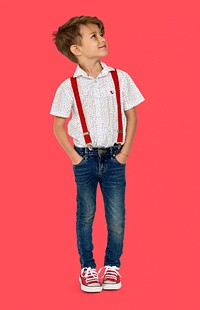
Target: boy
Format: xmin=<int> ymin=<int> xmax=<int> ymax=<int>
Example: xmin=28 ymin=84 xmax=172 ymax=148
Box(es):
xmin=50 ymin=15 xmax=145 ymax=293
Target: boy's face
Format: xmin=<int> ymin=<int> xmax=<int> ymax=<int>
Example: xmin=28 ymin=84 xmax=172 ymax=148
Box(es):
xmin=76 ymin=23 xmax=108 ymax=60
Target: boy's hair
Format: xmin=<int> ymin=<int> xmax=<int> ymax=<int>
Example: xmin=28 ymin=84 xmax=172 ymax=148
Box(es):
xmin=52 ymin=15 xmax=105 ymax=64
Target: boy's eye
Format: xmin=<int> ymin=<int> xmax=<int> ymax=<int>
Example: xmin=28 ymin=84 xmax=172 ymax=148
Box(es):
xmin=91 ymin=33 xmax=104 ymax=38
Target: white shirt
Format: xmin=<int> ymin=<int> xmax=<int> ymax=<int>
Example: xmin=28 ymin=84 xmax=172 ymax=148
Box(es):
xmin=50 ymin=61 xmax=145 ymax=147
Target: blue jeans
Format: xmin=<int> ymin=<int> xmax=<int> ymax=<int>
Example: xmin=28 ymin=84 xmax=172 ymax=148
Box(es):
xmin=73 ymin=144 xmax=126 ymax=269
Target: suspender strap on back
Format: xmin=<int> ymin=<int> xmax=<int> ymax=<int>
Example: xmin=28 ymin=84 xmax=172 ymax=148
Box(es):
xmin=110 ymin=70 xmax=123 ymax=143
xmin=70 ymin=77 xmax=92 ymax=145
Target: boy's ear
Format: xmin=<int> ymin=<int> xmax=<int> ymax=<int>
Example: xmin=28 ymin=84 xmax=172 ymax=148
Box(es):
xmin=70 ymin=44 xmax=82 ymax=56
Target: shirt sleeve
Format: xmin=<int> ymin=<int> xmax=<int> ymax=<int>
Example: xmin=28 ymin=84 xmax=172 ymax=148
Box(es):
xmin=50 ymin=80 xmax=73 ymax=118
xmin=120 ymin=71 xmax=145 ymax=111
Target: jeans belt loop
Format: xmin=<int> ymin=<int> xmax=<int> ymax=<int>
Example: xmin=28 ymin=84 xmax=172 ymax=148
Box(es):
xmin=85 ymin=147 xmax=88 ymax=157
xmin=110 ymin=147 xmax=113 ymax=157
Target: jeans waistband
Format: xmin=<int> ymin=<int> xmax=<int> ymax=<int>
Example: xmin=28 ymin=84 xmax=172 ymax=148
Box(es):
xmin=74 ymin=143 xmax=123 ymax=157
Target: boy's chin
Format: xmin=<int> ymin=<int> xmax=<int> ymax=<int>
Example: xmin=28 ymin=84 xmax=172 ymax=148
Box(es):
xmin=100 ymin=51 xmax=108 ymax=56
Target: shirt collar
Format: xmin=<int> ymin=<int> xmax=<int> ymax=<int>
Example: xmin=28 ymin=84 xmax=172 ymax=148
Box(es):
xmin=73 ymin=61 xmax=115 ymax=78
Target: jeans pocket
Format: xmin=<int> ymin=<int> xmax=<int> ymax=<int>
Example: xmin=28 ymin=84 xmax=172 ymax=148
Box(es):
xmin=113 ymin=155 xmax=126 ymax=166
xmin=73 ymin=157 xmax=86 ymax=167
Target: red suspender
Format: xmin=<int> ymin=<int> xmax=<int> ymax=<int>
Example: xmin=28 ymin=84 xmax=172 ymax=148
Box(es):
xmin=70 ymin=69 xmax=123 ymax=146
xmin=70 ymin=77 xmax=92 ymax=145
xmin=110 ymin=70 xmax=123 ymax=143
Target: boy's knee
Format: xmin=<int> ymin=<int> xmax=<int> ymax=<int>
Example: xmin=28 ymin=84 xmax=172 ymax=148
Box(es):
xmin=79 ymin=211 xmax=96 ymax=225
xmin=108 ymin=222 xmax=125 ymax=235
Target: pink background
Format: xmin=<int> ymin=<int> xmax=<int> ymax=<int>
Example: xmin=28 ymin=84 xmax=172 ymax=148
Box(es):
xmin=1 ymin=0 xmax=200 ymax=309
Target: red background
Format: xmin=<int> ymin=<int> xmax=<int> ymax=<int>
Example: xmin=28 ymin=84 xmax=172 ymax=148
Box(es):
xmin=1 ymin=0 xmax=200 ymax=309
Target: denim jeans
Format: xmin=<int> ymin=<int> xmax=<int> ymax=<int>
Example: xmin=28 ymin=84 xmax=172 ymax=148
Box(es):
xmin=73 ymin=144 xmax=126 ymax=269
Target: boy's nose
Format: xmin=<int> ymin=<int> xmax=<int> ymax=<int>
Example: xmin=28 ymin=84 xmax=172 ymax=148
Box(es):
xmin=98 ymin=34 xmax=105 ymax=43
xmin=99 ymin=38 xmax=106 ymax=45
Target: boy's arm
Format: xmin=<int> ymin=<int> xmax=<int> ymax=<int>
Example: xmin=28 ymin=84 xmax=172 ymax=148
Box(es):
xmin=53 ymin=116 xmax=83 ymax=165
xmin=116 ymin=107 xmax=138 ymax=164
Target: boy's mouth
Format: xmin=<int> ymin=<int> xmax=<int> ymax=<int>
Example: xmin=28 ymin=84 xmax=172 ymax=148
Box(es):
xmin=99 ymin=45 xmax=107 ymax=48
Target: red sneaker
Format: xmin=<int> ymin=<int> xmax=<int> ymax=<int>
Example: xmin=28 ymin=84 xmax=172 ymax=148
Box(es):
xmin=98 ymin=266 xmax=122 ymax=290
xmin=79 ymin=267 xmax=102 ymax=293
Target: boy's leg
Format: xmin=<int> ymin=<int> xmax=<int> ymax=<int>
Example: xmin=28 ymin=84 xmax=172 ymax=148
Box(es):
xmin=100 ymin=156 xmax=126 ymax=267
xmin=73 ymin=157 xmax=98 ymax=269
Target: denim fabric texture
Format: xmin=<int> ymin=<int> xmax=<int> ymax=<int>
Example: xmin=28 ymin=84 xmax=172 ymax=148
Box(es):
xmin=73 ymin=144 xmax=126 ymax=268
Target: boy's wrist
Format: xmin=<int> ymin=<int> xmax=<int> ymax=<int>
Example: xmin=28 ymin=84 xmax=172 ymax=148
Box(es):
xmin=71 ymin=153 xmax=83 ymax=165
xmin=70 ymin=149 xmax=82 ymax=162
xmin=119 ymin=151 xmax=129 ymax=158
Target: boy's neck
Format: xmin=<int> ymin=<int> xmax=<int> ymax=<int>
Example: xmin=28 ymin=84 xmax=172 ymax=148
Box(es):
xmin=78 ymin=60 xmax=103 ymax=77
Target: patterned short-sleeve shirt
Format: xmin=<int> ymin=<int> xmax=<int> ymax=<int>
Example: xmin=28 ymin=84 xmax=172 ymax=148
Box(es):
xmin=50 ymin=61 xmax=145 ymax=148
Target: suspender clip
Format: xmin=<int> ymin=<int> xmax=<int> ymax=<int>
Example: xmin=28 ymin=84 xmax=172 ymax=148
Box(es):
xmin=87 ymin=144 xmax=93 ymax=150
xmin=116 ymin=143 xmax=122 ymax=150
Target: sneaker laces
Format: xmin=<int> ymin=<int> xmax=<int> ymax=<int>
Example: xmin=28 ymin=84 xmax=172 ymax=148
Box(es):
xmin=81 ymin=267 xmax=99 ymax=284
xmin=98 ymin=266 xmax=122 ymax=281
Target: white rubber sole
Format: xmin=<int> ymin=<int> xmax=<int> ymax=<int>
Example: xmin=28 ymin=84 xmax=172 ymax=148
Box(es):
xmin=79 ymin=277 xmax=102 ymax=293
xmin=102 ymin=281 xmax=122 ymax=290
